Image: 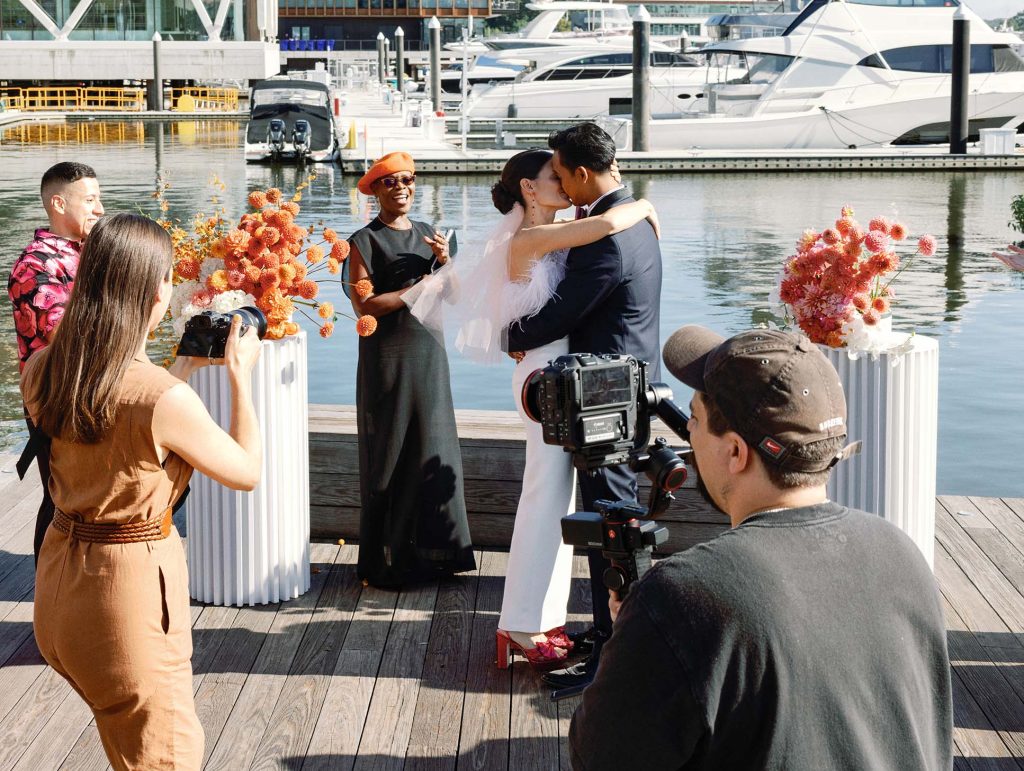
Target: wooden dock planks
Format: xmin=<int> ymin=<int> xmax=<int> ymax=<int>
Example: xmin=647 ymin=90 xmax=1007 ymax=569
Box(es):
xmin=0 ymin=464 xmax=1023 ymax=767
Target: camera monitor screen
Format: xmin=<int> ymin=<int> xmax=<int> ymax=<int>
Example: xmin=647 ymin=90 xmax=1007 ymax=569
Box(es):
xmin=581 ymin=366 xmax=632 ymax=409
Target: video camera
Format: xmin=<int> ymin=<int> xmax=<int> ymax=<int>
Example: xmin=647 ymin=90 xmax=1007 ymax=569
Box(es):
xmin=522 ymin=353 xmax=694 ymax=597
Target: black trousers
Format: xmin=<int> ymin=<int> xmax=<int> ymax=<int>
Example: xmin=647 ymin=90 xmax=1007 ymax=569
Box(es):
xmin=578 ymin=462 xmax=638 ymax=639
xmin=23 ymin=416 xmax=54 ymax=565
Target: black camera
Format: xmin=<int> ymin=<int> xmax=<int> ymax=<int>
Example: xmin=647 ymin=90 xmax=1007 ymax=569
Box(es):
xmin=177 ymin=306 xmax=268 ymax=359
xmin=524 ymin=353 xmax=694 ymax=587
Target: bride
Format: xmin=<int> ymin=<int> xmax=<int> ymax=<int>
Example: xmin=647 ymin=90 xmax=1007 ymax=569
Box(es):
xmin=456 ymin=148 xmax=659 ymax=670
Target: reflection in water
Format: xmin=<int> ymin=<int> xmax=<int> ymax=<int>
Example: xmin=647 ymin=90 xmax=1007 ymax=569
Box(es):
xmin=945 ymin=174 xmax=967 ymax=320
xmin=0 ymin=120 xmax=1021 ymax=496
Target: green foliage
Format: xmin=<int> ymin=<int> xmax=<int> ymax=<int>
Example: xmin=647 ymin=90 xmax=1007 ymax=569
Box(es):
xmin=485 ymin=7 xmax=532 ymax=33
xmin=1009 ymin=194 xmax=1024 ymax=234
xmin=1008 ymin=11 xmax=1024 ymax=31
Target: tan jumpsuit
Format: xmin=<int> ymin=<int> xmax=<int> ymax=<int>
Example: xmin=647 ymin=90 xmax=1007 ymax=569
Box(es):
xmin=22 ymin=352 xmax=204 ymax=770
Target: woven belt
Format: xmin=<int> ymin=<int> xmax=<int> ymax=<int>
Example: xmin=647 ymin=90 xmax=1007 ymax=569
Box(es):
xmin=52 ymin=507 xmax=174 ymax=544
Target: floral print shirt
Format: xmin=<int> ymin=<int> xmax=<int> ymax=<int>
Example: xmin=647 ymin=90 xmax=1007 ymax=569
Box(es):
xmin=8 ymin=228 xmax=81 ymax=371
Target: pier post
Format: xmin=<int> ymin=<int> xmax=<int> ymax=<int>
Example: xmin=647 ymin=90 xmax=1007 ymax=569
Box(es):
xmin=376 ymin=32 xmax=386 ymax=85
xmin=950 ymin=6 xmax=970 ymax=154
xmin=148 ymin=32 xmax=163 ymax=112
xmin=395 ymin=27 xmax=405 ymax=95
xmin=632 ymin=5 xmax=651 ymax=152
xmin=428 ymin=16 xmax=441 ymax=113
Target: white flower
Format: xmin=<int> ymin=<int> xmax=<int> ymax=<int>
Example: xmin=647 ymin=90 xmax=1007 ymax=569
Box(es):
xmin=211 ymin=290 xmax=257 ymax=313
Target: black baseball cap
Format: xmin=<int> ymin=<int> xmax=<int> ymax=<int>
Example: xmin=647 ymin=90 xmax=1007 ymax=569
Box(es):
xmin=663 ymin=326 xmax=859 ymax=472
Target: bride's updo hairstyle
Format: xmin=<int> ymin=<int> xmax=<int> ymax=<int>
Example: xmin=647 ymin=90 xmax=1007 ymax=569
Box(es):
xmin=491 ymin=148 xmax=553 ymax=215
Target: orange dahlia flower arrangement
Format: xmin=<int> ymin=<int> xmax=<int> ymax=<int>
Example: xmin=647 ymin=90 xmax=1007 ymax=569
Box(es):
xmin=159 ymin=173 xmax=374 ymax=341
xmin=774 ymin=205 xmax=935 ymax=349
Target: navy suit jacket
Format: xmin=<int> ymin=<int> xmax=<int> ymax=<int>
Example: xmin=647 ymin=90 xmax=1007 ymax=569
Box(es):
xmin=506 ymin=188 xmax=664 ymax=381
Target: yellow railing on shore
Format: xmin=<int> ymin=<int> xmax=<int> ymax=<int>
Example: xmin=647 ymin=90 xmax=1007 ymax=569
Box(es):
xmin=0 ymin=87 xmax=240 ymax=113
xmin=171 ymin=87 xmax=240 ymax=112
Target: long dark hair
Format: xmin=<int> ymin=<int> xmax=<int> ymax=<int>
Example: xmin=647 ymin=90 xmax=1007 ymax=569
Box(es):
xmin=491 ymin=148 xmax=552 ymax=214
xmin=30 ymin=213 xmax=173 ymax=443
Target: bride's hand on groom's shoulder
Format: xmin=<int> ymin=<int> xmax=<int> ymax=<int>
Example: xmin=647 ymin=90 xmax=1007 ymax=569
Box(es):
xmin=638 ymin=198 xmax=661 ymax=240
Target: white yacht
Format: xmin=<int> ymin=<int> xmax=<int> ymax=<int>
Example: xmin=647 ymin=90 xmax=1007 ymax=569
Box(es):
xmin=600 ymin=0 xmax=1024 ymax=150
xmin=463 ymin=47 xmax=717 ymax=120
xmin=444 ymin=0 xmax=634 ymax=54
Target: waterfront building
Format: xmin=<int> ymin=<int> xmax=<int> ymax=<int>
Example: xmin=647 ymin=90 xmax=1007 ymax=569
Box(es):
xmin=278 ymin=0 xmax=516 ymax=51
xmin=0 ymin=0 xmax=280 ymax=80
xmin=616 ymin=0 xmax=796 ymax=46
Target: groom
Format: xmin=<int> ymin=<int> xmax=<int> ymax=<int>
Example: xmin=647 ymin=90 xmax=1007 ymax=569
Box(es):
xmin=505 ymin=122 xmax=663 ymax=694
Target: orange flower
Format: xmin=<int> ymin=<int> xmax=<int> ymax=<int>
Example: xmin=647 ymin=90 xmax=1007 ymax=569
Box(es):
xmin=248 ymin=190 xmax=269 ymax=209
xmin=327 ymin=258 xmax=341 ymax=275
xmin=207 ymin=270 xmax=229 ymax=292
xmin=871 ymin=296 xmax=890 ymax=314
xmin=285 ymin=224 xmax=306 ymax=243
xmin=284 ymin=321 xmax=300 ymax=336
xmin=294 ymin=263 xmax=308 ymax=281
xmin=356 ymin=315 xmax=377 ymax=337
xmin=176 ymin=258 xmax=200 ymax=280
xmin=824 ymin=330 xmax=844 ymax=348
xmin=259 ymin=272 xmax=280 ymax=291
xmin=260 ymin=253 xmax=281 ymax=270
xmin=282 ymin=202 xmax=300 ymax=217
xmin=266 ymin=322 xmax=287 ymax=340
xmin=246 ymin=238 xmax=267 ymax=260
xmin=244 ymin=264 xmax=261 ymax=284
xmin=297 ymin=279 xmax=319 ymax=299
xmin=318 ymin=301 xmax=334 ymax=319
xmin=280 ymin=263 xmax=298 ymax=283
xmin=319 ymin=322 xmax=335 ymax=338
xmin=223 ymin=228 xmax=251 ymax=256
xmin=306 ymin=244 xmax=325 ymax=264
xmin=256 ymin=225 xmax=281 ymax=246
xmin=323 ymin=228 xmax=338 ymax=244
xmin=266 ymin=187 xmax=283 ymax=204
xmin=354 ymin=279 xmax=374 ymax=299
xmin=331 ymin=240 xmax=350 ymax=261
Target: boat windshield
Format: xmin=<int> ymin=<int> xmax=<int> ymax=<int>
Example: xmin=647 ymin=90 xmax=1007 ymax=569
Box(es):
xmin=252 ymin=88 xmax=327 ymax=109
xmin=706 ymin=51 xmax=791 ymax=84
xmin=475 ymin=55 xmax=529 ymax=72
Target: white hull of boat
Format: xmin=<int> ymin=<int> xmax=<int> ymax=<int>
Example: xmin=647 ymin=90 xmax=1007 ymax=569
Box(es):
xmin=244 ymin=142 xmax=338 ymax=163
xmin=638 ymin=82 xmax=1024 ymax=150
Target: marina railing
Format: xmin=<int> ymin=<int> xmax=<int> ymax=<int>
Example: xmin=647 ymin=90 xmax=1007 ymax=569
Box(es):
xmin=0 ymin=87 xmax=239 ymax=113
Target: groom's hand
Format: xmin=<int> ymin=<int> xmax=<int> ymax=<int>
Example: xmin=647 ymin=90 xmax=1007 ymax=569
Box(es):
xmin=509 ymin=351 xmax=525 ymax=363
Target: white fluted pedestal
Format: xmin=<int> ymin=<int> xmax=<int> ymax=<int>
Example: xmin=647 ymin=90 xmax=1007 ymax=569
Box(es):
xmin=823 ymin=333 xmax=939 ymax=568
xmin=186 ymin=331 xmax=311 ymax=606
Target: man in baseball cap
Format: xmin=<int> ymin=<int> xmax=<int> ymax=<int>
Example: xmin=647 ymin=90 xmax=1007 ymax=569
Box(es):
xmin=568 ymin=326 xmax=952 ymax=771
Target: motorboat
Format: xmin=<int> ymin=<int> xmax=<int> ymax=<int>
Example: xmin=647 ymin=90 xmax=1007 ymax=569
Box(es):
xmin=439 ymin=41 xmax=639 ymax=96
xmin=463 ymin=47 xmax=722 ymax=120
xmin=598 ymin=0 xmax=1024 ymax=150
xmin=444 ymin=0 xmax=634 ymax=54
xmin=244 ymin=79 xmax=339 ymax=163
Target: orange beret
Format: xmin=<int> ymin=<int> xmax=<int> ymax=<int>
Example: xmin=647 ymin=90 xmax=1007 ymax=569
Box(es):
xmin=357 ymin=151 xmax=416 ymax=195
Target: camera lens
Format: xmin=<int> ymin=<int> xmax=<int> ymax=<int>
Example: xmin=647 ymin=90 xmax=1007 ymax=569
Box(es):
xmin=227 ymin=306 xmax=268 ymax=340
xmin=521 ymin=369 xmax=546 ymax=423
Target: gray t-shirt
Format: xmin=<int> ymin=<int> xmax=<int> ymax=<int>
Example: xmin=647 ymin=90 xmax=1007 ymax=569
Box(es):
xmin=569 ymin=501 xmax=953 ymax=770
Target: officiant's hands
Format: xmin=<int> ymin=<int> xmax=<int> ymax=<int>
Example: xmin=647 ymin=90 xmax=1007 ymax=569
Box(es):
xmin=424 ymin=230 xmax=450 ymax=265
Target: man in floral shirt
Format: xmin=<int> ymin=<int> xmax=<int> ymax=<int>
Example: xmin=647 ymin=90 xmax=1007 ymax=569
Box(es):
xmin=9 ymin=161 xmax=103 ymax=562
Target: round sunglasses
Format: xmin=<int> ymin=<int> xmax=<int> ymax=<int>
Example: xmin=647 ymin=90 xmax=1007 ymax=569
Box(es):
xmin=377 ymin=174 xmax=416 ymax=189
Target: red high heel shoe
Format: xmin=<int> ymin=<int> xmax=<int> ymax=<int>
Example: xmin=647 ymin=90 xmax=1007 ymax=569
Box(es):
xmin=496 ymin=630 xmax=569 ymax=672
xmin=544 ymin=627 xmax=574 ymax=651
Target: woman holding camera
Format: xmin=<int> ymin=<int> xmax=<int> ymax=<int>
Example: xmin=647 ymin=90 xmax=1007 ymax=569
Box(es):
xmin=21 ymin=213 xmax=262 ymax=770
xmin=346 ymin=152 xmax=476 ymax=588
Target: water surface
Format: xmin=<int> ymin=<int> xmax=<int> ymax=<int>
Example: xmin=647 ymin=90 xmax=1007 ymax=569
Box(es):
xmin=1 ymin=119 xmax=1020 ymax=496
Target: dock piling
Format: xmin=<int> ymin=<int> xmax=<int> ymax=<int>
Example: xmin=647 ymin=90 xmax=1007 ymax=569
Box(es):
xmin=428 ymin=17 xmax=441 ymax=113
xmin=632 ymin=5 xmax=651 ymax=152
xmin=376 ymin=32 xmax=386 ymax=85
xmin=395 ymin=27 xmax=405 ymax=95
xmin=148 ymin=32 xmax=163 ymax=112
xmin=950 ymin=6 xmax=970 ymax=154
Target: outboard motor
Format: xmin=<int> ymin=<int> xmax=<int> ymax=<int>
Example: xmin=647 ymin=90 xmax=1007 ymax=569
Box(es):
xmin=267 ymin=119 xmax=286 ymax=157
xmin=292 ymin=119 xmax=311 ymax=158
